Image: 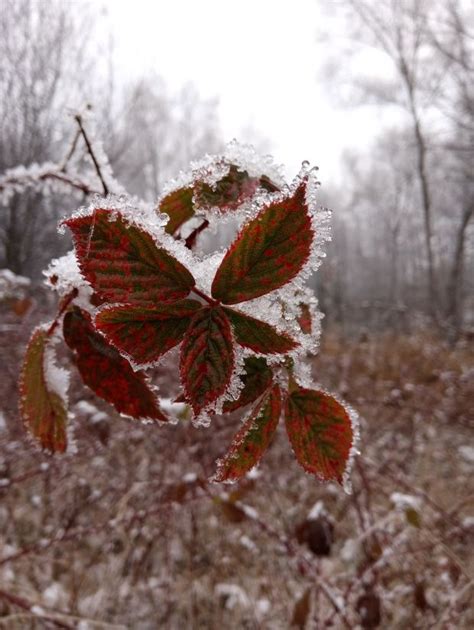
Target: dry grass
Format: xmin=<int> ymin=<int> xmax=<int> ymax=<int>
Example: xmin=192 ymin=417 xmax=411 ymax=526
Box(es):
xmin=0 ymin=301 xmax=473 ymax=629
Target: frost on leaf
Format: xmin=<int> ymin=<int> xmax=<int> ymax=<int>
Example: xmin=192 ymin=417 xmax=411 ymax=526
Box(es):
xmin=213 ymin=384 xmax=281 ymax=482
xmin=211 ymin=181 xmax=313 ymax=304
xmin=95 ymin=300 xmax=202 ymax=366
xmin=223 ymin=357 xmax=273 ymax=413
xmin=19 ymin=327 xmax=68 ymax=453
xmin=63 ymin=307 xmax=167 ymax=422
xmin=159 ymin=164 xmax=279 ymax=238
xmin=285 ymin=386 xmax=353 ymax=484
xmin=65 ymin=209 xmax=195 ymax=304
xmin=180 ymin=305 xmax=234 ymax=417
xmin=224 ymin=307 xmax=298 ymax=354
xmin=195 ymin=164 xmax=279 ymax=211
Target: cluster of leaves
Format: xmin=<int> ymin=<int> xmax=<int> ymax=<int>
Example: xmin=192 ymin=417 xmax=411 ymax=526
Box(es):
xmin=19 ymin=155 xmax=356 ymax=487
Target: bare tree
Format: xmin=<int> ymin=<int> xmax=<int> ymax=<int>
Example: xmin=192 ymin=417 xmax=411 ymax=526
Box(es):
xmin=0 ymin=0 xmax=101 ymax=276
xmin=318 ymin=0 xmax=473 ymax=331
xmin=0 ymin=2 xmax=223 ymax=278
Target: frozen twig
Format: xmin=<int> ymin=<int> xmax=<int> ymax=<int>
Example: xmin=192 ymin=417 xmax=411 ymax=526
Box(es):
xmin=74 ymin=114 xmax=109 ymax=196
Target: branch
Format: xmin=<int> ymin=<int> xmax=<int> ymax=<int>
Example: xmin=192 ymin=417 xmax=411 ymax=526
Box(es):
xmin=0 ymin=165 xmax=102 ymax=200
xmin=0 ymin=588 xmax=73 ymax=630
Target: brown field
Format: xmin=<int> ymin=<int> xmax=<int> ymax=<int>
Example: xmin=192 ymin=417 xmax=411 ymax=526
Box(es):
xmin=0 ymin=299 xmax=473 ymax=629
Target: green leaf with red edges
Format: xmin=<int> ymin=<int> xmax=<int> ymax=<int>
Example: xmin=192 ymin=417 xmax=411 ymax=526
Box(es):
xmin=63 ymin=307 xmax=167 ymax=422
xmin=285 ymin=386 xmax=353 ymax=483
xmin=65 ymin=209 xmax=195 ymax=304
xmin=195 ymin=165 xmax=277 ymax=211
xmin=224 ymin=307 xmax=298 ymax=354
xmin=211 ymin=181 xmax=313 ymax=304
xmin=223 ymin=356 xmax=273 ymax=413
xmin=213 ymin=384 xmax=281 ymax=482
xmin=180 ymin=305 xmax=234 ymax=416
xmin=160 ymin=187 xmax=194 ymax=235
xmin=95 ymin=299 xmax=202 ymax=366
xmin=19 ymin=327 xmax=68 ymax=453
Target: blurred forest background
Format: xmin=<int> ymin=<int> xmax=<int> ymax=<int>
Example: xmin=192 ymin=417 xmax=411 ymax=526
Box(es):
xmin=0 ymin=0 xmax=473 ymax=628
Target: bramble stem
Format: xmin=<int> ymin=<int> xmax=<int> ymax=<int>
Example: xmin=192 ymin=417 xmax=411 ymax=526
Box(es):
xmin=46 ymin=289 xmax=78 ymax=337
xmin=191 ymin=286 xmax=216 ymax=306
xmin=184 ymin=219 xmax=209 ymax=249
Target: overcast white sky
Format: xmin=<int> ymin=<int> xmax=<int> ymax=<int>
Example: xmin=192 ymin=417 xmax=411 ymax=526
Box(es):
xmin=102 ymin=0 xmax=382 ymax=183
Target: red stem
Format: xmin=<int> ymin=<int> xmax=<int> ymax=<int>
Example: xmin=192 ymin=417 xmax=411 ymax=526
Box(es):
xmin=185 ymin=219 xmax=209 ymax=249
xmin=46 ymin=289 xmax=78 ymax=337
xmin=191 ymin=286 xmax=217 ymax=306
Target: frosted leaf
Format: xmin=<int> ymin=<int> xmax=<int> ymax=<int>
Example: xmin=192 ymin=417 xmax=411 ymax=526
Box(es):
xmin=162 ymin=139 xmax=285 ymax=197
xmin=43 ymin=332 xmax=77 ymax=455
xmin=158 ymin=140 xmax=285 ymax=243
xmin=62 ymin=193 xmax=199 ymax=282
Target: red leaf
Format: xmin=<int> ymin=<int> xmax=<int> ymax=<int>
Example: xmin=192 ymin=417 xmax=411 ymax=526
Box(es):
xmin=213 ymin=384 xmax=281 ymax=482
xmin=211 ymin=182 xmax=313 ymax=304
xmin=160 ymin=187 xmax=194 ymax=235
xmin=223 ymin=356 xmax=273 ymax=413
xmin=65 ymin=209 xmax=195 ymax=304
xmin=180 ymin=305 xmax=234 ymax=416
xmin=297 ymin=303 xmax=312 ymax=334
xmin=195 ymin=165 xmax=278 ymax=211
xmin=224 ymin=307 xmax=298 ymax=354
xmin=95 ymin=299 xmax=202 ymax=366
xmin=285 ymin=386 xmax=353 ymax=483
xmin=63 ymin=307 xmax=167 ymax=422
xmin=19 ymin=327 xmax=68 ymax=453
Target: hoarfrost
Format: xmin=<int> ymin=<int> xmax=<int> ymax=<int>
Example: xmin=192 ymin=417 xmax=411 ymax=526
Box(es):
xmin=41 ymin=328 xmax=76 ymax=454
xmin=45 ymin=250 xmax=93 ymax=311
xmin=214 ymin=583 xmax=250 ymax=609
xmin=0 ymin=268 xmax=30 ymax=299
xmin=162 ymin=139 xmax=285 ymax=199
xmin=390 ymin=492 xmax=422 ymax=511
xmin=458 ymin=445 xmax=474 ymax=465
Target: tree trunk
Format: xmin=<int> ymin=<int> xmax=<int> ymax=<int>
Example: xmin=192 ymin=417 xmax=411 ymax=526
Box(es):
xmin=446 ymin=200 xmax=474 ymax=336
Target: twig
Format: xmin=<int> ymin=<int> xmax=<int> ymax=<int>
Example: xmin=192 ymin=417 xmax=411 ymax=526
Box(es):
xmin=184 ymin=219 xmax=209 ymax=249
xmin=0 ymin=588 xmax=73 ymax=629
xmin=60 ymin=128 xmax=82 ymax=173
xmin=74 ymin=114 xmax=109 ymax=196
xmin=46 ymin=288 xmax=78 ymax=337
xmin=0 ymin=170 xmax=101 ymax=196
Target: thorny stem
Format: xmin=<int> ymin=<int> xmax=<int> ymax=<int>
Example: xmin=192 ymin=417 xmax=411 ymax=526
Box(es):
xmin=74 ymin=114 xmax=109 ymax=196
xmin=46 ymin=289 xmax=78 ymax=337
